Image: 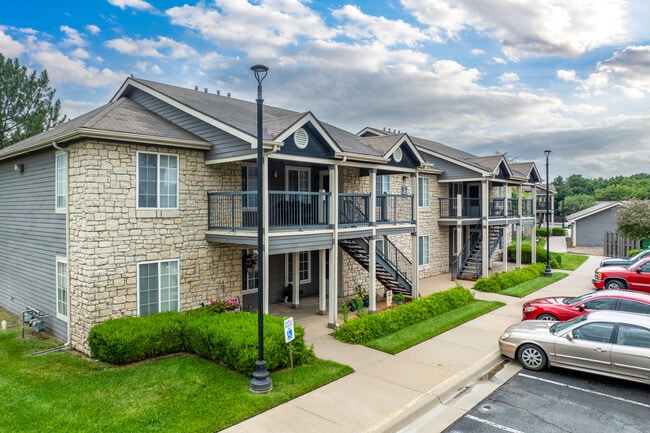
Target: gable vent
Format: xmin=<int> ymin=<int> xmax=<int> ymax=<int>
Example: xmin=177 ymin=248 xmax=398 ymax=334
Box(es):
xmin=294 ymin=128 xmax=309 ymax=149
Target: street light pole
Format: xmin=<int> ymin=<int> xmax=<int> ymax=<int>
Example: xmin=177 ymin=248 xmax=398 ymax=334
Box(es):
xmin=249 ymin=64 xmax=273 ymax=393
xmin=543 ymin=150 xmax=552 ymax=277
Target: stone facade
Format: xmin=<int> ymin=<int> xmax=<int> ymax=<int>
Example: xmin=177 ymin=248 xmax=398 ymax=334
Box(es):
xmin=67 ymin=140 xmax=243 ymax=354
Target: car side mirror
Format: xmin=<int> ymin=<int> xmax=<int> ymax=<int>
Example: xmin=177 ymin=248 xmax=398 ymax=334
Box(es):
xmin=565 ymin=332 xmax=573 ymax=341
xmin=578 ymin=304 xmax=585 ymax=312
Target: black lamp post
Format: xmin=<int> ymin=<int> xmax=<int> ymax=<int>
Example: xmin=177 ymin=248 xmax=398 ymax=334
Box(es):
xmin=543 ymin=150 xmax=552 ymax=277
xmin=249 ymin=64 xmax=273 ymax=393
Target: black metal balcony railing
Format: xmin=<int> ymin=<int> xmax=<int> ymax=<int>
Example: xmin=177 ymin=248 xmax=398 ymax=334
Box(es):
xmin=208 ymin=191 xmax=414 ymax=231
xmin=439 ymin=197 xmax=534 ymax=218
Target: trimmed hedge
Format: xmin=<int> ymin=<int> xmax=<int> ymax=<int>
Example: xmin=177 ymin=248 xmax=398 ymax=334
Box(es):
xmin=334 ymin=286 xmax=475 ymax=344
xmin=87 ymin=311 xmax=187 ymax=365
xmin=88 ymin=309 xmax=315 ymax=373
xmin=473 ymin=263 xmax=545 ymax=293
xmin=507 ymin=243 xmax=562 ymax=268
xmin=536 ymin=227 xmax=567 ymax=237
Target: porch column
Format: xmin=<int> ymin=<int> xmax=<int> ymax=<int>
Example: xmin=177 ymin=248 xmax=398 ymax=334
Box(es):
xmin=319 ymin=250 xmax=326 ymax=315
xmin=411 ymin=174 xmax=419 ymax=298
xmin=328 ymin=164 xmax=339 ymax=328
xmin=502 ymin=184 xmax=508 ymax=274
xmin=455 ymin=193 xmax=463 ymax=280
xmin=481 ymin=179 xmax=489 ymax=278
xmin=368 ymin=235 xmax=377 ymax=313
xmin=262 ymin=152 xmax=270 ymax=314
xmin=531 ymin=186 xmax=537 ymax=264
xmin=291 ymin=253 xmax=300 ymax=309
xmin=516 ymin=184 xmax=523 ymax=268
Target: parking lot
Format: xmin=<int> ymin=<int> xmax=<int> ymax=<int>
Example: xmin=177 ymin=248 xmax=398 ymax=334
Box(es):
xmin=441 ymin=367 xmax=650 ymax=433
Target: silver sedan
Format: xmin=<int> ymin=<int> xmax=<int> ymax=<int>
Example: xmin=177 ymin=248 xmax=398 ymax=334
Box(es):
xmin=498 ymin=310 xmax=650 ymax=384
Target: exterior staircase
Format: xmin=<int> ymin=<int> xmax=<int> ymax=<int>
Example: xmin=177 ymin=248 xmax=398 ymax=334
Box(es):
xmin=338 ymin=238 xmax=412 ymax=295
xmin=457 ymin=226 xmax=504 ymax=280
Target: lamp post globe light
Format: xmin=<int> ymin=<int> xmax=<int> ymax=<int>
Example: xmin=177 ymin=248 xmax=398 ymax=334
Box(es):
xmin=250 ymin=64 xmax=273 ymax=393
xmin=543 ymin=150 xmax=552 ymax=277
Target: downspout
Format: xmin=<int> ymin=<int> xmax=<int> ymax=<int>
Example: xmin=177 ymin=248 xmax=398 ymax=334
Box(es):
xmin=52 ymin=140 xmax=71 ymax=349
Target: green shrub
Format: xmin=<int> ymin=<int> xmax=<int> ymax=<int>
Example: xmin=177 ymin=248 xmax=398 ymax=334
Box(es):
xmin=89 ymin=308 xmax=315 ymax=374
xmin=536 ymin=227 xmax=567 ymax=237
xmin=334 ymin=286 xmax=474 ymax=344
xmin=473 ymin=263 xmax=545 ymax=293
xmin=507 ymin=243 xmax=562 ymax=267
xmin=88 ymin=311 xmax=187 ymax=365
xmin=627 ymin=249 xmax=643 ymax=257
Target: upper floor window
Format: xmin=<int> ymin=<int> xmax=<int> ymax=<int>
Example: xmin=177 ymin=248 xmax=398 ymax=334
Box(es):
xmin=376 ymin=175 xmax=390 ymax=195
xmin=55 ymin=152 xmax=67 ymax=211
xmin=137 ymin=152 xmax=178 ymax=209
xmin=418 ymin=177 xmax=430 ymax=208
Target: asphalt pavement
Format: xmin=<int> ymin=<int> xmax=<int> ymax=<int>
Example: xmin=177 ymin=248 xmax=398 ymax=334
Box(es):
xmin=223 ymin=236 xmax=602 ymax=433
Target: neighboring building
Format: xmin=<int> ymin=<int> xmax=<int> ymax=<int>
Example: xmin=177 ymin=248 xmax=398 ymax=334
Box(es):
xmin=0 ymin=77 xmax=541 ymax=354
xmin=566 ymin=201 xmax=624 ymax=248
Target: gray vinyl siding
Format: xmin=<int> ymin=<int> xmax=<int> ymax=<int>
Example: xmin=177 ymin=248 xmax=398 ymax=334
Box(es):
xmin=268 ymin=232 xmax=333 ymax=255
xmin=128 ymin=89 xmax=251 ymax=158
xmin=424 ymin=155 xmax=481 ymax=180
xmin=574 ymin=210 xmax=617 ymax=247
xmin=0 ymin=150 xmax=67 ymax=341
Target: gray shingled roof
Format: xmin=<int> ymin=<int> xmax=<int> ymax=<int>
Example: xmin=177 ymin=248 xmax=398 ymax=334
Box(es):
xmin=0 ymin=97 xmax=206 ymax=159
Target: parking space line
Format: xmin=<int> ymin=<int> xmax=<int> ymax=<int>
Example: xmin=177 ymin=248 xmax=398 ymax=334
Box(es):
xmin=464 ymin=414 xmax=526 ymax=433
xmin=520 ymin=373 xmax=650 ymax=408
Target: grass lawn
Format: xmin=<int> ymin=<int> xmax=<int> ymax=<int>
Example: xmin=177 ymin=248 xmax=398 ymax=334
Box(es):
xmin=554 ymin=253 xmax=589 ymax=270
xmin=0 ymin=308 xmax=352 ymax=433
xmin=500 ymin=272 xmax=569 ymax=298
xmin=365 ymin=300 xmax=504 ymax=354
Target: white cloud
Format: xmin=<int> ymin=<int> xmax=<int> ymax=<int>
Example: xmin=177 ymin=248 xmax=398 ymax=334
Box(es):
xmin=85 ymin=24 xmax=101 ymax=35
xmin=557 ymin=69 xmax=578 ymax=82
xmin=104 ymin=36 xmax=198 ymax=58
xmin=60 ymin=25 xmax=86 ymax=47
xmin=0 ymin=28 xmax=24 ymax=58
xmin=597 ymin=46 xmax=650 ymax=92
xmin=402 ymin=0 xmax=630 ymax=59
xmin=107 ymin=0 xmax=153 ymax=11
xmin=499 ymin=72 xmax=519 ymax=83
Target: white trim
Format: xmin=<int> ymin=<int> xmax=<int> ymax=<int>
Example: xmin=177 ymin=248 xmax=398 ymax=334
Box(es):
xmin=55 ymin=152 xmax=67 ymax=213
xmin=418 ymin=176 xmax=430 ymax=208
xmin=418 ymin=235 xmax=430 ymax=267
xmin=285 ymin=251 xmax=311 ymax=285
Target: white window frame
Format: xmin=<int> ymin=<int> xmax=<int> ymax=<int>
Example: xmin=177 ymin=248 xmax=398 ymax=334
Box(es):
xmin=136 ymin=151 xmax=179 ymax=210
xmin=242 ymin=163 xmax=258 ymax=210
xmin=56 ymin=257 xmax=68 ymax=321
xmin=137 ymin=259 xmax=180 ymax=317
xmin=418 ymin=235 xmax=430 ymax=267
xmin=418 ymin=177 xmax=430 ymax=208
xmin=55 ymin=152 xmax=67 ymax=212
xmin=285 ymin=251 xmax=311 ymax=285
xmin=376 ymin=175 xmax=391 ymax=195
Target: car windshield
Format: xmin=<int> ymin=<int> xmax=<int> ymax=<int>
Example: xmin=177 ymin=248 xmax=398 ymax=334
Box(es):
xmin=550 ymin=314 xmax=588 ymax=335
xmin=563 ymin=292 xmax=597 ymax=305
xmin=629 ymin=250 xmax=649 ymax=262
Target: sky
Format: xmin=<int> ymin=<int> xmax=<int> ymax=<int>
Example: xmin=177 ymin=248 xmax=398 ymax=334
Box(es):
xmin=2 ymin=0 xmax=650 ymax=180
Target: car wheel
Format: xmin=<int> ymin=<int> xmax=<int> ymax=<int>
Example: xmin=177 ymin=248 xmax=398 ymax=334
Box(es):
xmin=517 ymin=344 xmax=548 ymax=371
xmin=536 ymin=313 xmax=558 ymax=321
xmin=605 ymin=279 xmax=627 ymax=290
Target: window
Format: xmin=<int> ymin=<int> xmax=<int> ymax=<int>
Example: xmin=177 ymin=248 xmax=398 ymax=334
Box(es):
xmin=242 ymin=163 xmax=258 ymax=209
xmin=56 ymin=258 xmax=68 ymax=320
xmin=419 ymin=235 xmax=430 ymax=266
xmin=376 ymin=175 xmax=390 ymax=194
xmin=583 ymin=298 xmax=618 ymax=311
xmin=138 ymin=260 xmax=179 ymax=316
xmin=286 ymin=252 xmax=311 ymax=284
xmin=56 ymin=152 xmax=67 ymax=210
xmin=418 ymin=177 xmax=430 ymax=207
xmin=137 ymin=152 xmax=178 ymax=209
xmin=618 ymin=299 xmax=650 ymax=314
xmin=244 ymin=249 xmax=258 ymax=292
xmin=616 ymin=324 xmax=650 ymax=348
xmin=287 ymin=167 xmax=310 ymax=194
xmin=571 ymin=322 xmax=615 ymax=343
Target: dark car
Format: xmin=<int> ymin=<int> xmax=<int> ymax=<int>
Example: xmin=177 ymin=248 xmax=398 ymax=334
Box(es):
xmin=592 ymin=257 xmax=650 ymax=292
xmin=599 ymin=248 xmax=650 ymax=268
xmin=522 ymin=290 xmax=650 ymax=321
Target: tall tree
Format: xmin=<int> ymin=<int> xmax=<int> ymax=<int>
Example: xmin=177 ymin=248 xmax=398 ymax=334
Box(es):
xmin=0 ymin=54 xmax=66 ymax=149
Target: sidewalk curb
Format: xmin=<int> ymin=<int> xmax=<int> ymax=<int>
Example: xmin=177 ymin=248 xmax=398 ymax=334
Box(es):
xmin=376 ymin=350 xmax=505 ymax=433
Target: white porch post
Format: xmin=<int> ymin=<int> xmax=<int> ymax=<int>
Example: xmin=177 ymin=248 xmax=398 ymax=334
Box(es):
xmin=411 ymin=174 xmax=419 ymax=298
xmin=328 ymin=164 xmax=339 ymax=328
xmin=455 ymin=193 xmax=463 ymax=280
xmin=262 ymin=152 xmax=270 ymax=314
xmin=516 ymin=184 xmax=523 ymax=268
xmin=319 ymin=249 xmax=326 ymax=315
xmin=368 ymin=169 xmax=377 ymax=313
xmin=531 ymin=186 xmax=537 ymax=264
xmin=481 ymin=179 xmax=489 ymax=278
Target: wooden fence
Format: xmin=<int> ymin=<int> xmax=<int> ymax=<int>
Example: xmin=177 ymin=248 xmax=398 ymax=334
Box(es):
xmin=603 ymin=232 xmax=641 ymax=258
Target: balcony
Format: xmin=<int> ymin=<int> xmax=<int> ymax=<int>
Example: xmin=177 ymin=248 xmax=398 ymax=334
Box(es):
xmin=439 ymin=197 xmax=534 ymax=219
xmin=208 ymin=191 xmax=414 ymax=232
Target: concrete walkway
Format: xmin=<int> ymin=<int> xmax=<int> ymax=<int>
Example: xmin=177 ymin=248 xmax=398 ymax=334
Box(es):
xmin=224 ymin=236 xmax=592 ymax=433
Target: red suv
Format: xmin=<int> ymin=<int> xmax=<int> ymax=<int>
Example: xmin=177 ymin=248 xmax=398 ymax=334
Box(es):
xmin=592 ymin=257 xmax=650 ymax=292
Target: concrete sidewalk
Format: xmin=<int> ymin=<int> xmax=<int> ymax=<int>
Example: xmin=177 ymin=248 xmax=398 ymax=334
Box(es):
xmin=224 ymin=237 xmax=593 ymax=433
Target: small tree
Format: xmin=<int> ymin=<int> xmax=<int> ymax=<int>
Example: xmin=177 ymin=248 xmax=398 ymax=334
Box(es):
xmin=0 ymin=54 xmax=66 ymax=149
xmin=615 ymin=200 xmax=650 ymax=241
